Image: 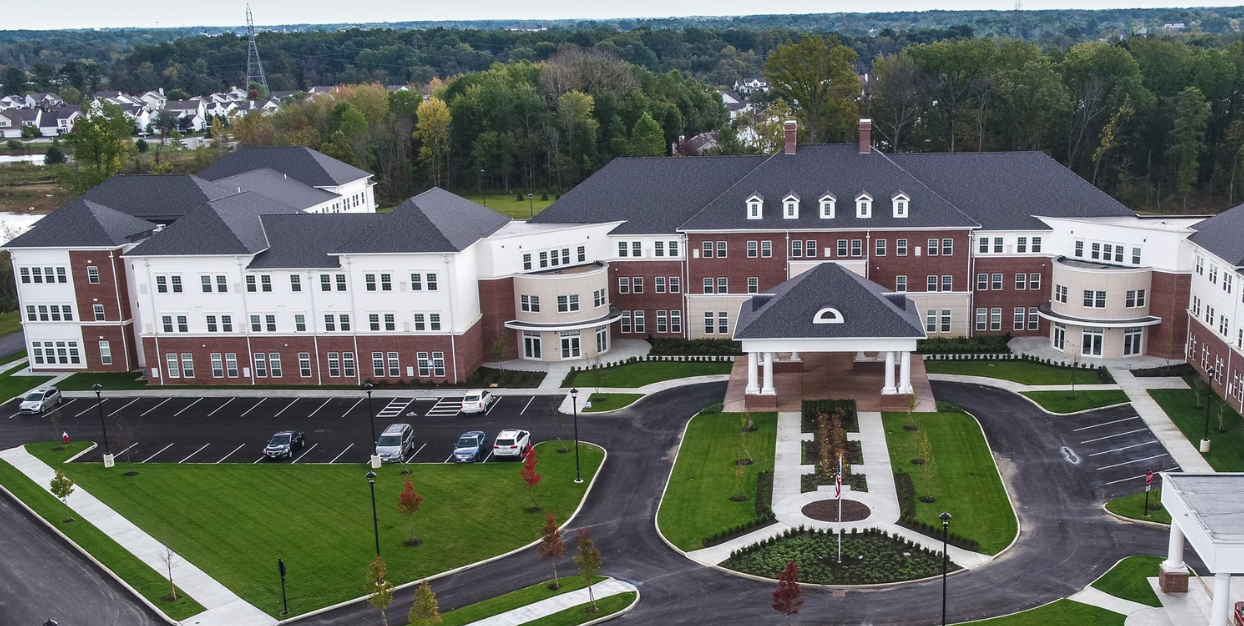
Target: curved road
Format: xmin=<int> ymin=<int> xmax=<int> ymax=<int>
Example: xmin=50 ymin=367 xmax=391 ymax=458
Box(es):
xmin=298 ymin=381 xmax=1179 ymax=626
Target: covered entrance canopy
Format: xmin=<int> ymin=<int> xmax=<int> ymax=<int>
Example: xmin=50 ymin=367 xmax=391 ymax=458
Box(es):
xmin=1159 ymin=473 xmax=1244 ymax=626
xmin=733 ymin=263 xmax=927 ymax=397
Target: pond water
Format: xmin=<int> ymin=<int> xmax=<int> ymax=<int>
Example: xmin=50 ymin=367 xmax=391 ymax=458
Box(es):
xmin=0 ymin=155 xmax=47 ymax=166
xmin=0 ymin=212 xmax=43 ymax=243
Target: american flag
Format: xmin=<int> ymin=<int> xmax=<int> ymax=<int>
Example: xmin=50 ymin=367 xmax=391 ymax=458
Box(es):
xmin=835 ymin=455 xmax=842 ymax=499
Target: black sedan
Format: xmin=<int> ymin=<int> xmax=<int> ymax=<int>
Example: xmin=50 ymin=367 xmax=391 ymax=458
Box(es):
xmin=263 ymin=430 xmax=305 ymax=460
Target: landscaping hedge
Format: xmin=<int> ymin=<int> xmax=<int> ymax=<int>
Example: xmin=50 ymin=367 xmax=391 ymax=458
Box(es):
xmin=700 ymin=471 xmax=777 ymax=548
xmin=893 ymin=471 xmax=982 ymax=553
xmin=755 ymin=470 xmax=774 ymax=518
xmin=724 ymin=526 xmax=956 ymax=584
xmin=802 ymin=399 xmax=859 ymax=433
xmin=917 ymin=334 xmax=1012 ymax=354
xmin=1132 ymin=363 xmax=1196 ymax=378
xmin=648 ymin=337 xmax=743 ymax=356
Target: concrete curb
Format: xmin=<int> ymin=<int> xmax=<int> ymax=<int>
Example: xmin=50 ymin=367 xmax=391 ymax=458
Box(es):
xmin=957 ymin=407 xmax=1024 ymax=560
xmin=549 ymin=583 xmax=640 ymax=626
xmin=1101 ymin=503 xmax=1170 ymax=529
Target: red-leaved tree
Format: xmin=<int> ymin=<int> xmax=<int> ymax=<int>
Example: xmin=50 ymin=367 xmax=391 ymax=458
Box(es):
xmin=521 ymin=446 xmax=543 ymax=511
xmin=537 ymin=512 xmax=566 ymax=589
xmin=396 ymin=475 xmax=424 ymax=546
xmin=772 ymin=559 xmax=803 ymax=624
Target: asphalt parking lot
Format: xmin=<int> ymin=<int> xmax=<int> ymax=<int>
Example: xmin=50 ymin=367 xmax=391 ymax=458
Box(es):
xmin=1047 ymin=404 xmax=1179 ymax=497
xmin=0 ymin=393 xmax=570 ymax=466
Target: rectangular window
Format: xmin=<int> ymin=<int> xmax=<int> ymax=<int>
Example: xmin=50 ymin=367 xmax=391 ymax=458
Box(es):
xmin=702 ymin=241 xmax=713 ymax=258
xmin=266 ymin=314 xmax=277 ymax=332
xmin=1056 ymin=285 xmax=1068 ymax=304
xmin=875 ymin=239 xmax=886 ymax=256
xmin=387 ymin=352 xmax=400 ymax=378
xmin=806 ymin=240 xmax=817 ymax=257
xmin=324 ymin=314 xmax=336 ymax=332
xmin=577 ymin=245 xmax=586 ymax=263
xmin=328 ymin=353 xmax=340 ymax=377
xmin=1084 ymin=290 xmax=1106 ymax=308
xmin=717 ymin=278 xmax=728 ymax=294
xmin=1091 ymin=242 xmax=1101 ymax=260
xmin=321 ymin=274 xmax=331 ymax=291
xmin=250 ymin=315 xmax=262 ymax=332
xmin=336 ymin=275 xmax=347 ymax=291
xmin=176 ymin=315 xmax=188 ymax=333
xmin=202 ymin=275 xmax=213 ymax=293
xmin=595 ymin=288 xmax=606 ymax=306
xmin=632 ymin=277 xmax=643 ymax=294
xmin=1028 ymin=307 xmax=1039 ymax=331
xmin=716 ymin=241 xmax=727 ymax=258
xmin=671 ymin=310 xmax=682 ymax=333
xmin=718 ymin=311 xmax=729 ymax=334
xmin=431 ymin=352 xmax=446 ymax=377
xmin=170 ymin=275 xmax=182 ymax=292
xmin=181 ymin=353 xmax=195 ymax=378
xmin=942 ymin=239 xmax=953 ymax=256
xmin=384 ymin=314 xmax=395 ymax=331
xmin=299 ymin=353 xmax=312 ymax=378
xmin=621 ymin=311 xmax=632 ymax=334
xmin=927 ymin=238 xmax=939 ymax=256
xmin=369 ymin=313 xmax=380 ymax=331
xmin=343 ymin=352 xmax=355 ymax=377
xmin=523 ymin=253 xmax=532 ymax=270
xmin=897 ymin=239 xmax=908 ymax=256
xmin=269 ymin=353 xmax=282 ymax=378
xmin=19 ymin=267 xmax=29 ymax=283
xmin=246 ymin=275 xmax=257 ymax=292
xmin=85 ymin=266 xmax=99 ymax=284
xmin=226 ymin=353 xmax=239 ymax=378
xmin=668 ymin=240 xmax=679 ymax=257
xmin=258 ymin=275 xmax=271 ymax=292
xmin=703 ymin=278 xmax=714 ymax=294
xmin=1029 ymin=273 xmax=1041 ymax=291
xmin=654 ymin=241 xmax=665 ymax=257
xmin=166 ymin=353 xmax=180 ymax=378
xmin=156 ymin=276 xmax=168 ymax=293
xmin=761 ymin=241 xmax=772 ymax=258
xmin=976 ymin=308 xmax=987 ymax=331
xmin=633 ymin=311 xmax=645 ymax=334
xmin=791 ymin=240 xmax=803 ymax=258
xmin=557 ymin=295 xmax=569 ymax=313
xmin=704 ymin=312 xmax=714 ymax=334
xmin=994 ymin=238 xmax=1004 ymax=254
xmin=56 ymin=268 xmax=66 ymax=283
xmin=991 ymin=273 xmax=1003 ymax=290
xmin=99 ymin=341 xmax=112 ymax=366
xmin=669 ymin=277 xmax=680 ymax=293
xmin=941 ymin=310 xmax=952 ymax=333
xmin=93 ymin=304 xmax=105 ymax=321
xmin=294 ymin=314 xmax=306 ymax=332
xmin=927 ymin=276 xmax=938 ymax=292
xmin=618 ymin=241 xmax=628 ymax=258
xmin=749 ymin=277 xmax=759 ymax=294
xmin=656 ymin=310 xmax=668 ymax=333
xmin=25 ymin=305 xmax=34 ymax=321
xmin=206 ymin=315 xmax=218 ymax=333
xmin=1017 ymin=237 xmax=1027 ymax=253
xmin=1015 ymin=273 xmax=1027 ymax=290
xmin=896 ymin=276 xmax=907 ymax=292
xmin=926 ymin=309 xmax=937 ymax=333
xmin=979 ymin=238 xmax=990 ymax=254
xmin=655 ymin=277 xmax=666 ymax=293
xmin=747 ymin=241 xmax=758 ymax=258
xmin=413 ymin=313 xmax=425 ymax=331
xmin=372 ymin=352 xmax=384 ymax=377
xmin=290 ymin=275 xmax=301 ymax=292
xmin=1132 ymin=247 xmax=1141 ymax=265
xmin=416 ymin=352 xmax=430 ymax=377
xmin=633 ymin=242 xmax=643 ymax=258
xmin=254 ymin=353 xmax=267 ymax=377
xmin=990 ymin=307 xmax=1002 ymax=331
xmin=1014 ymin=307 xmax=1025 ymax=331
xmin=338 ymin=314 xmax=349 ymax=331
xmin=365 ymin=274 xmax=376 ymax=291
xmin=216 ymin=275 xmax=227 ymax=293
xmin=941 ymin=276 xmax=952 ymax=292
xmin=977 ymin=273 xmax=989 ymax=290
xmin=380 ymin=274 xmax=392 ymax=291
xmin=618 ymin=277 xmax=630 ymax=294
xmin=851 ymin=239 xmax=862 ymax=257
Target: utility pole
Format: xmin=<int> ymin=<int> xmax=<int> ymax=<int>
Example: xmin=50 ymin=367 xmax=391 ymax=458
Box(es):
xmin=245 ymin=5 xmax=269 ymax=96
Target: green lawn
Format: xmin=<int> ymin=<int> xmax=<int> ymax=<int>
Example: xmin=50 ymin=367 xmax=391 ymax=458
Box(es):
xmin=0 ymin=310 xmax=21 ymax=336
xmin=564 ymin=361 xmax=733 ymax=388
xmin=657 ymin=411 xmax=777 ymax=551
xmin=57 ymin=371 xmax=149 ymax=391
xmin=1021 ymin=390 xmax=1130 ymax=414
xmin=1105 ymin=491 xmax=1171 ymax=525
xmin=522 ymin=592 xmax=635 ymax=626
xmin=460 ymin=193 xmax=555 ymax=220
xmin=964 ymin=599 xmax=1125 ymax=625
xmin=1149 ymin=388 xmax=1244 ymax=471
xmin=0 ymin=357 xmax=52 ymax=402
xmin=924 ymin=359 xmax=1104 ymax=385
xmin=1091 ymin=556 xmax=1164 ymax=607
xmin=439 ymin=576 xmax=604 ymax=625
xmin=0 ymin=452 xmax=206 ymax=620
xmin=583 ymin=393 xmax=643 ymax=413
xmin=882 ymin=412 xmax=1017 ymax=555
xmin=23 ymin=440 xmax=604 ymax=618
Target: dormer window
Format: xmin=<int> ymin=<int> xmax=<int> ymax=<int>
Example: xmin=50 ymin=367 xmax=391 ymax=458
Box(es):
xmin=813 ymin=307 xmax=844 ymax=324
xmin=783 ymin=193 xmax=800 ymax=219
xmin=855 ymin=192 xmax=872 ymax=219
xmin=819 ymin=193 xmax=836 ymax=219
xmin=746 ymin=194 xmax=764 ymax=220
xmin=892 ymin=192 xmax=909 ymax=218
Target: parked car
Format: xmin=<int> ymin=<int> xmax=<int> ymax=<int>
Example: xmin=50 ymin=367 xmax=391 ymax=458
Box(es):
xmin=19 ymin=387 xmax=61 ymax=414
xmin=453 ymin=431 xmax=488 ymax=462
xmin=263 ymin=430 xmax=305 ymax=460
xmin=492 ymin=429 xmax=531 ymax=460
xmin=376 ymin=423 xmax=415 ymax=462
xmin=460 ymin=389 xmax=495 ymax=414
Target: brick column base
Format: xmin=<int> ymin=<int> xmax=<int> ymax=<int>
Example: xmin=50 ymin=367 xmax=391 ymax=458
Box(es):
xmin=1159 ymin=565 xmax=1189 ymax=593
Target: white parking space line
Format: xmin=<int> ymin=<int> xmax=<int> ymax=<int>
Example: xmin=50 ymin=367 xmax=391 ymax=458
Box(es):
xmin=107 ymin=399 xmax=139 ymax=417
xmin=140 ymin=398 xmax=170 ymax=416
xmin=425 ymin=397 xmax=461 ymax=417
xmin=1088 ymin=441 xmax=1160 ymax=457
xmin=115 ymin=442 xmax=139 ymax=458
xmin=253 ymin=456 xmax=265 ymax=464
xmin=141 ymin=443 xmax=174 ymax=463
xmin=207 ymin=398 xmax=235 ymax=417
xmin=6 ymin=411 xmax=20 ymax=419
xmin=406 ymin=443 xmax=427 ymax=463
xmin=1073 ymin=416 xmax=1141 ymax=432
xmin=174 ymin=398 xmax=203 ymax=417
xmin=415 ymin=398 xmax=438 ymax=402
xmin=1080 ymin=428 xmax=1150 ymax=444
xmin=341 ymin=398 xmax=363 ymax=418
xmin=1105 ymin=466 xmax=1181 ymax=485
xmin=179 ymin=444 xmax=210 ymax=463
xmin=74 ymin=400 xmax=105 ymax=418
xmin=240 ymin=399 xmax=266 ymax=417
xmin=48 ymin=399 xmax=77 ymax=414
xmin=216 ymin=444 xmax=244 ymax=463
xmin=330 ymin=444 xmax=354 ymax=464
xmin=376 ymin=398 xmax=414 ymax=419
xmin=292 ymin=443 xmax=317 ymax=464
xmin=521 ymin=396 xmax=535 ymax=415
xmin=482 ymin=451 xmax=493 ymax=464
xmin=485 ymin=397 xmax=503 ymax=415
xmin=1097 ymin=453 xmax=1168 ymax=471
xmin=274 ymin=399 xmax=299 ymax=418
xmin=308 ymin=399 xmax=331 ymax=417
xmin=443 ymin=453 xmax=455 ymax=463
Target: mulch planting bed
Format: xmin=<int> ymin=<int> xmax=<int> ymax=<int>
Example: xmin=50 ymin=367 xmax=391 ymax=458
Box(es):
xmin=802 ymin=499 xmax=871 ymax=523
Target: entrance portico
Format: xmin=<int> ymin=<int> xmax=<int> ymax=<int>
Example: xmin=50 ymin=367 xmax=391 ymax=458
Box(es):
xmin=1158 ymin=473 xmax=1244 ymax=626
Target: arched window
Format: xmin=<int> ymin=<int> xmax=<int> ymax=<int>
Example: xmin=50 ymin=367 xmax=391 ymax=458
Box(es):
xmin=813 ymin=307 xmax=844 ymax=324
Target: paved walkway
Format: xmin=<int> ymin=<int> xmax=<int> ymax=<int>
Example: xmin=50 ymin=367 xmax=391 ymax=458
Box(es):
xmin=926 ymin=373 xmax=1121 ymax=394
xmin=1068 ymin=586 xmax=1154 ymax=616
xmin=0 ymin=446 xmax=276 ymax=626
xmin=1110 ymin=369 xmax=1212 ymax=474
xmin=463 ymin=578 xmax=635 ymax=625
xmin=1009 ymin=337 xmax=1175 ymax=369
xmin=558 ymin=375 xmax=731 ymax=414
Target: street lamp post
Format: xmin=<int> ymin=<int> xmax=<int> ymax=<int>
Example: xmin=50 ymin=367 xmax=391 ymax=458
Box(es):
xmin=366 ymin=470 xmax=380 ymax=557
xmin=93 ymin=383 xmax=114 ymax=468
xmin=364 ymin=383 xmax=379 ymax=468
xmin=527 ymin=193 xmax=534 ymax=219
xmin=940 ymin=512 xmax=952 ymax=626
xmin=570 ymin=388 xmax=582 ymax=484
xmin=480 ymin=169 xmax=486 ymax=206
xmin=1202 ymin=368 xmax=1216 ymax=453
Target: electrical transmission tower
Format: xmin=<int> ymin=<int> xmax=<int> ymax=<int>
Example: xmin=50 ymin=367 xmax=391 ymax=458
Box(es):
xmin=245 ymin=4 xmax=269 ymax=95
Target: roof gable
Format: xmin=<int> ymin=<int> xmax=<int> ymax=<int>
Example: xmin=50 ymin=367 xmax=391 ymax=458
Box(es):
xmin=5 ymin=199 xmax=155 ymax=249
xmin=1190 ymin=204 xmax=1244 ymax=266
xmin=80 ymin=174 xmax=237 ymax=223
xmin=198 ymin=146 xmax=372 ymax=188
xmin=335 ymin=188 xmax=509 ymax=254
xmin=126 ymin=192 xmax=300 ymax=257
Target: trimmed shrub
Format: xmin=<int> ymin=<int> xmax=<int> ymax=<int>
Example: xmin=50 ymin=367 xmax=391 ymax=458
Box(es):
xmin=1132 ymin=363 xmax=1195 ymax=378
xmin=648 ymin=337 xmax=743 ymax=356
xmin=917 ymin=334 xmax=1012 ymax=354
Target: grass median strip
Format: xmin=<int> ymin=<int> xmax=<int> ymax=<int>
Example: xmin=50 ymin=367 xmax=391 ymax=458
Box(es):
xmin=657 ymin=410 xmax=777 ymax=551
xmin=0 ymin=455 xmax=206 ymax=620
xmin=564 ymin=361 xmax=733 ymax=388
xmin=1105 ymin=491 xmax=1171 ymax=525
xmin=521 ymin=592 xmax=636 ymax=626
xmin=964 ymin=599 xmax=1125 ymax=625
xmin=583 ymin=393 xmax=643 ymax=413
xmin=1148 ymin=387 xmax=1244 ymax=472
xmin=1021 ymin=390 xmax=1130 ymax=414
xmin=438 ymin=576 xmax=604 ymax=626
xmin=24 ymin=440 xmax=604 ymax=618
xmin=924 ymin=359 xmax=1105 ymax=385
xmin=1091 ymin=555 xmax=1164 ymax=607
xmin=882 ymin=411 xmax=1017 ymax=555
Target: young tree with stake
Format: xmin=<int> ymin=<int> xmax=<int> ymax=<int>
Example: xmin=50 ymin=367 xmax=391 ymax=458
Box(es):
xmin=537 ymin=512 xmax=566 ymax=589
xmin=397 ymin=475 xmax=424 ymax=546
xmin=364 ymin=556 xmax=396 ymax=626
xmin=574 ymin=527 xmax=603 ymax=613
xmin=50 ymin=469 xmax=75 ymax=522
xmin=772 ymin=559 xmax=804 ymax=624
xmin=408 ymin=579 xmax=442 ymax=626
xmin=521 ymin=446 xmax=543 ymax=511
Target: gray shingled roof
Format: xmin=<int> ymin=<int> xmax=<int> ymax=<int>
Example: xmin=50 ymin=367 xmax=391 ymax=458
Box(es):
xmin=1190 ymin=204 xmax=1244 ymax=266
xmin=80 ymin=175 xmax=238 ymax=223
xmin=734 ymin=263 xmax=926 ymax=340
xmin=199 ymin=147 xmax=372 ymax=188
xmin=532 ymin=156 xmax=766 ymax=234
xmin=889 ymin=152 xmax=1135 ymax=230
xmin=249 ymin=213 xmax=381 ymax=269
xmin=5 ymin=199 xmax=155 ymax=248
xmin=335 ymin=187 xmax=510 ymax=254
xmin=683 ymin=145 xmax=979 ymax=231
xmin=125 ymin=192 xmax=300 ymax=257
xmin=214 ymin=168 xmax=340 ymax=211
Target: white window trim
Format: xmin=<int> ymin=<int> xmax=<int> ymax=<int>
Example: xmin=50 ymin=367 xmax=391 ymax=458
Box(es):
xmin=782 ymin=193 xmax=800 ymax=219
xmin=891 ymin=192 xmax=909 ymax=218
xmin=746 ymin=194 xmax=764 ymax=220
xmin=855 ymin=192 xmax=872 ymax=218
xmin=819 ymin=193 xmax=836 ymax=219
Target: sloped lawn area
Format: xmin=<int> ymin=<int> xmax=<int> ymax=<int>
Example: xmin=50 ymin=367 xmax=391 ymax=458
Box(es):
xmin=924 ymin=359 xmax=1106 ymax=385
xmin=1021 ymin=390 xmax=1129 ymax=413
xmin=564 ymin=360 xmax=733 ymax=388
xmin=1149 ymin=387 xmax=1244 ymax=471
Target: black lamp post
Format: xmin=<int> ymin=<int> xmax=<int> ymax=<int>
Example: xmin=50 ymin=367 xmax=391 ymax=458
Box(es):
xmin=366 ymin=470 xmax=380 ymax=557
xmin=480 ymin=169 xmax=486 ymax=206
xmin=940 ymin=511 xmax=952 ymax=626
xmin=570 ymin=388 xmax=582 ymax=484
xmin=363 ymin=382 xmax=376 ymax=446
xmin=277 ymin=558 xmax=288 ymax=615
xmin=527 ymin=193 xmax=534 ymax=219
xmin=1203 ymin=367 xmax=1216 ymax=449
xmin=92 ymin=383 xmax=110 ymax=455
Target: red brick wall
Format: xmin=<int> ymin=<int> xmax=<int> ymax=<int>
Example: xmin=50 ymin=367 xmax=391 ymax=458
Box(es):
xmin=78 ymin=325 xmax=136 ymax=372
xmin=69 ymin=249 xmax=131 ymax=322
xmin=1149 ymin=271 xmax=1191 ymax=360
xmin=479 ymin=277 xmax=518 ymax=360
xmin=610 ymin=260 xmax=684 ymax=337
xmin=1186 ymin=318 xmax=1244 ymax=414
xmin=971 ymin=257 xmax=1053 ymax=336
xmin=686 ymin=233 xmax=786 ymax=295
xmin=868 ymin=230 xmax=972 ymax=293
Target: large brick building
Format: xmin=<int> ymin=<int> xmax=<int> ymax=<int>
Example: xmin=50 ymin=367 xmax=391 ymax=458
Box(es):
xmin=6 ymin=124 xmax=1237 ymax=403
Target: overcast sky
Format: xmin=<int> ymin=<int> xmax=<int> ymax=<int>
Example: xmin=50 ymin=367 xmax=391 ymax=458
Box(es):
xmin=5 ymin=1 xmax=1239 ymax=30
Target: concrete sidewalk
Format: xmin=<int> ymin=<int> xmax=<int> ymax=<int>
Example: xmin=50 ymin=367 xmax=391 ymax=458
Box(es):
xmin=1110 ymin=369 xmax=1212 ymax=474
xmin=0 ymin=446 xmax=276 ymax=626
xmin=926 ymin=373 xmax=1121 ymax=394
xmin=463 ymin=578 xmax=636 ymax=625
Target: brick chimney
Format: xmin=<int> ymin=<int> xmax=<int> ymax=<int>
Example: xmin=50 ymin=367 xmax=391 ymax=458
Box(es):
xmin=784 ymin=120 xmax=798 ymax=155
xmin=859 ymin=118 xmax=872 ymax=154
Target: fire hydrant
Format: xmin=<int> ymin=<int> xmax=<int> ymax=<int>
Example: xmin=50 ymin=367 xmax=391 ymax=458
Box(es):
xmin=62 ymin=432 xmax=69 ymax=444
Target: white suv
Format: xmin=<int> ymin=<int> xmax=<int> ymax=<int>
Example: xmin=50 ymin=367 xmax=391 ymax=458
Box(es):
xmin=460 ymin=390 xmax=495 ymax=414
xmin=492 ymin=429 xmax=531 ymax=459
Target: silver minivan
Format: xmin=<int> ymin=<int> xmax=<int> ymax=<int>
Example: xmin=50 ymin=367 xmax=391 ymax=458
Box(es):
xmin=375 ymin=423 xmax=415 ymax=463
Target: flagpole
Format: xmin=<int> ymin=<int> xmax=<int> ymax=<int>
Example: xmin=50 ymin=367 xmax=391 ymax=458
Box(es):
xmin=837 ymin=452 xmax=843 ymax=564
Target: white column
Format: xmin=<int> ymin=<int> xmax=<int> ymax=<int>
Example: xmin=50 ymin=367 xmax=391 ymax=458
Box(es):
xmin=883 ymin=351 xmax=897 ymax=394
xmin=1211 ymin=573 xmax=1232 ymax=626
xmin=789 ymin=351 xmax=801 ymax=362
xmin=898 ymin=350 xmax=913 ymax=394
xmin=855 ymin=351 xmax=867 ymax=362
xmin=746 ymin=352 xmax=760 ymax=395
xmin=1163 ymin=521 xmax=1186 ymax=572
xmin=761 ymin=351 xmax=775 ymax=395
